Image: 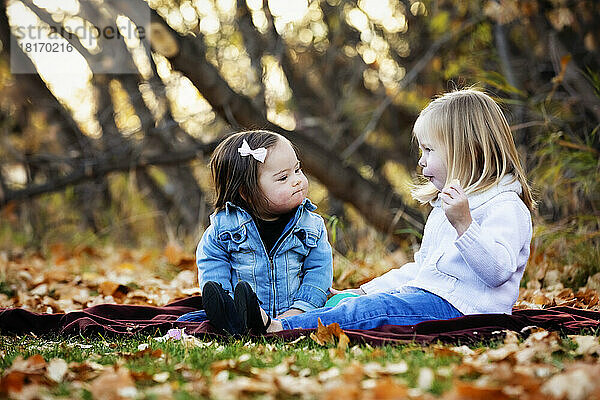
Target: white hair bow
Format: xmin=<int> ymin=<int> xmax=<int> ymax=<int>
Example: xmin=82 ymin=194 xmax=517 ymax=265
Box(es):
xmin=237 ymin=139 xmax=267 ymax=163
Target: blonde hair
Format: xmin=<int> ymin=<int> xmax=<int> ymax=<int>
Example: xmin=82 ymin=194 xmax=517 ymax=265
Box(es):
xmin=410 ymin=88 xmax=535 ymax=211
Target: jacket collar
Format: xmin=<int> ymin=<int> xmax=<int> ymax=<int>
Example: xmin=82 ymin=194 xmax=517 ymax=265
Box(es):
xmin=430 ymin=174 xmax=522 ymax=209
xmin=224 ymin=197 xmax=317 ymax=215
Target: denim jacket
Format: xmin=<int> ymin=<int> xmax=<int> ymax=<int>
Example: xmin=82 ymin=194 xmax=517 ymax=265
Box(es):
xmin=196 ymin=198 xmax=333 ymax=317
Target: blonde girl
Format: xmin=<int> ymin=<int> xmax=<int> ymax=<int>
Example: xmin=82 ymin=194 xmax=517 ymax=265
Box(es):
xmin=216 ymin=88 xmax=535 ymax=335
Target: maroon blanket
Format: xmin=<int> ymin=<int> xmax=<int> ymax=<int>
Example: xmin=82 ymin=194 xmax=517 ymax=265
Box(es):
xmin=1 ymin=296 xmax=599 ymax=346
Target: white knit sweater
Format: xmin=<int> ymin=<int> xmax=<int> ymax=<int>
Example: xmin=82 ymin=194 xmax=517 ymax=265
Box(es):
xmin=361 ymin=175 xmax=533 ymax=315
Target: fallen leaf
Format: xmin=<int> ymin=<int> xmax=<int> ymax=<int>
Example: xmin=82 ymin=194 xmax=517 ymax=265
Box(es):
xmin=369 ymin=377 xmax=408 ymax=399
xmin=123 ymin=348 xmax=164 ymax=360
xmin=144 ymin=382 xmax=174 ymax=399
xmin=448 ymin=380 xmax=511 ymax=400
xmin=417 ymin=367 xmax=434 ymax=391
xmin=382 ymin=361 xmax=408 ymax=375
xmin=0 ymin=371 xmax=26 ymax=396
xmin=310 ymin=319 xmax=336 ymax=346
xmin=276 ymin=375 xmax=321 ymax=396
xmin=47 ymin=358 xmax=68 ymax=383
xmin=89 ymin=367 xmax=137 ymax=400
xmin=164 ymin=242 xmax=195 ymax=268
xmin=569 ymin=335 xmax=600 ymax=356
xmin=209 ymin=376 xmax=274 ymax=399
xmin=129 ymin=371 xmax=153 ymax=382
xmin=98 ymin=281 xmax=130 ymax=300
xmin=0 ymin=355 xmax=51 ymax=397
xmin=10 ymin=354 xmax=47 ymax=374
xmin=337 ymin=331 xmax=350 ymax=351
xmin=310 ymin=319 xmax=349 ymax=349
xmin=540 ymin=365 xmax=599 ymax=400
xmin=152 ymin=371 xmax=169 ymax=383
xmin=433 ymin=345 xmax=464 ymax=358
xmin=210 ymin=359 xmax=237 ymax=376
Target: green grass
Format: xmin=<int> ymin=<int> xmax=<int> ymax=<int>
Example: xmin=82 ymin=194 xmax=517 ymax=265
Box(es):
xmin=1 ymin=334 xmax=463 ymax=398
xmin=4 ymin=331 xmax=593 ymax=399
xmin=0 ymin=280 xmax=16 ymax=297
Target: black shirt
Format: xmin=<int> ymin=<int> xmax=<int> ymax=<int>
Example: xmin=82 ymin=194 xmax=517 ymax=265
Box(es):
xmin=253 ymin=207 xmax=298 ymax=254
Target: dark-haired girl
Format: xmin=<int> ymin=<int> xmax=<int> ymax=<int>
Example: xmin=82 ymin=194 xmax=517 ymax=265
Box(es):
xmin=178 ymin=130 xmax=333 ymax=335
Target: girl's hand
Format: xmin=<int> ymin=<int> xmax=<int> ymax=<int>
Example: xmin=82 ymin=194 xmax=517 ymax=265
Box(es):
xmin=276 ymin=308 xmax=303 ymax=319
xmin=329 ymin=287 xmax=366 ymax=296
xmin=440 ymin=181 xmax=472 ymax=237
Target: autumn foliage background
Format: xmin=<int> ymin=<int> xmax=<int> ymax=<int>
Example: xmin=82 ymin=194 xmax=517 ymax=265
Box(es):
xmin=1 ymin=0 xmax=599 ymax=306
xmin=0 ymin=0 xmax=600 ymax=398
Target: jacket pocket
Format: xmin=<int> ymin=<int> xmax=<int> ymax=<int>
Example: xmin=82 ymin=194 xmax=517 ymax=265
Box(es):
xmin=284 ymin=228 xmax=319 ymax=284
xmin=289 ymin=228 xmax=318 ymax=256
xmin=218 ymin=225 xmax=255 ymax=281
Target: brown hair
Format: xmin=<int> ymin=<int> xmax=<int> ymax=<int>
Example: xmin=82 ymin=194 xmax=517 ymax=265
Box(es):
xmin=210 ymin=130 xmax=286 ymax=216
xmin=411 ymin=88 xmax=535 ymax=211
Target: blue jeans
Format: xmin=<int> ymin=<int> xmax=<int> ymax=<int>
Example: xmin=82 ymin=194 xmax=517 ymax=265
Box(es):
xmin=177 ymin=309 xmax=207 ymax=322
xmin=280 ymin=287 xmax=463 ymax=330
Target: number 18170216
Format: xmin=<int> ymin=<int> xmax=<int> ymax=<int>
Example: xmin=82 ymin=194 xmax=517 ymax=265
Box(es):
xmin=20 ymin=42 xmax=74 ymax=53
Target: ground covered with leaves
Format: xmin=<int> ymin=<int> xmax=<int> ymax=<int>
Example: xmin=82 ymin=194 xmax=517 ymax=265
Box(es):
xmin=2 ymin=245 xmax=600 ymax=399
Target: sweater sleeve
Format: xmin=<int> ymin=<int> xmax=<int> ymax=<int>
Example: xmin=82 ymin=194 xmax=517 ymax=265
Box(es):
xmin=454 ymin=200 xmax=531 ymax=288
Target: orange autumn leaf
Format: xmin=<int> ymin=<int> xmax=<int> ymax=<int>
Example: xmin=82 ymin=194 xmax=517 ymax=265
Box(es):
xmin=337 ymin=331 xmax=350 ymax=351
xmin=98 ymin=281 xmax=120 ymax=296
xmin=322 ymin=382 xmax=362 ymax=400
xmin=0 ymin=355 xmax=50 ymax=397
xmin=11 ymin=354 xmax=47 ymax=373
xmin=124 ymin=348 xmax=164 ymax=360
xmin=138 ymin=251 xmax=154 ymax=265
xmin=0 ymin=371 xmax=26 ymax=396
xmin=432 ymin=345 xmax=463 ymax=358
xmin=369 ymin=377 xmax=408 ymax=400
xmin=98 ymin=281 xmax=130 ymax=299
xmin=210 ymin=359 xmax=237 ymax=376
xmin=328 ymin=322 xmax=344 ymax=338
xmin=448 ymin=380 xmax=511 ymax=400
xmin=164 ymin=242 xmax=195 ymax=268
xmin=310 ymin=319 xmax=336 ymax=346
xmin=310 ymin=319 xmax=350 ymax=349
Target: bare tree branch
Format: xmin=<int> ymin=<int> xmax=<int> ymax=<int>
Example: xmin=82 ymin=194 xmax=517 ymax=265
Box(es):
xmin=148 ymin=9 xmax=425 ymax=233
xmin=342 ymin=17 xmax=483 ymax=160
xmin=0 ymin=142 xmax=216 ymax=208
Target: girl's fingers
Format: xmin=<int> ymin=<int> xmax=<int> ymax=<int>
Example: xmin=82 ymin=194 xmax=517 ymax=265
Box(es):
xmin=440 ymin=192 xmax=454 ymax=204
xmin=447 ymin=187 xmax=461 ymax=196
xmin=441 ymin=188 xmax=458 ymax=199
xmin=453 ymin=185 xmax=465 ymax=195
xmin=443 ymin=187 xmax=467 ymax=201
